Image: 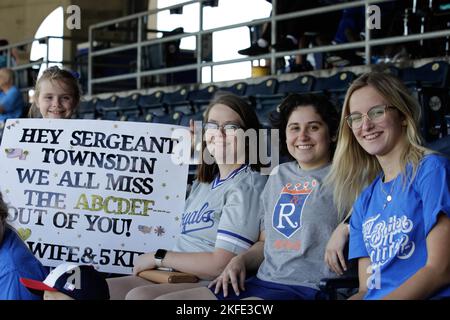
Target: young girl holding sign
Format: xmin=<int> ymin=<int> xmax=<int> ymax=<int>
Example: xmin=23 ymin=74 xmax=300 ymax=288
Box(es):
xmin=29 ymin=66 xmax=81 ymax=119
xmin=107 ymin=94 xmax=268 ymax=299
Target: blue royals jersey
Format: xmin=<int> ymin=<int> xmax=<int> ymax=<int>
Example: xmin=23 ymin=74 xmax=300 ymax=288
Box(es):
xmin=349 ymin=154 xmax=450 ymax=299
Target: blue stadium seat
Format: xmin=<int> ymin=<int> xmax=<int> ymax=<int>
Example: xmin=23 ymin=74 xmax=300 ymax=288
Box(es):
xmin=164 ymin=87 xmax=194 ymax=116
xmin=398 ymin=61 xmax=449 ymax=89
xmin=113 ymin=93 xmax=141 ymax=122
xmin=313 ymin=71 xmax=356 ymax=93
xmin=188 ymin=85 xmax=217 ymax=112
xmin=277 ymin=75 xmax=315 ymax=95
xmin=115 ymin=93 xmax=140 ymax=109
xmin=99 ymin=106 xmax=121 ymax=120
xmin=312 ymin=71 xmax=356 ymax=110
xmin=418 ymin=86 xmax=449 ymax=142
xmin=139 ymin=91 xmax=167 ymax=120
xmin=245 ymin=78 xmax=278 ymax=112
xmin=142 ymin=111 xmax=184 ymax=125
xmin=121 ymin=108 xmax=141 ymax=121
xmin=95 ymin=95 xmax=118 ymax=118
xmin=190 ymin=108 xmax=207 ymax=123
xmin=138 ymin=90 xmax=164 ymax=109
xmin=426 ymin=134 xmax=450 ymax=157
xmin=245 ymin=78 xmax=278 ymax=99
xmin=398 ymin=61 xmax=450 ymax=142
xmin=77 ymin=98 xmax=98 ymax=119
xmin=218 ymin=82 xmax=247 ymax=96
xmin=163 ymin=87 xmax=190 ymax=106
xmin=252 ymin=75 xmax=317 ymax=127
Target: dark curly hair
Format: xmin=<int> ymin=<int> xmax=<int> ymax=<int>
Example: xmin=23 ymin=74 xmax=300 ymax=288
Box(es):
xmin=270 ymin=93 xmax=339 ymax=159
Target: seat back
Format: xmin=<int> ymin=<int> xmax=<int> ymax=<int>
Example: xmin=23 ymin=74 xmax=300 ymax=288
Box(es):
xmin=245 ymin=78 xmax=278 ymax=98
xmin=219 ymin=82 xmax=247 ymax=96
xmin=277 ymin=75 xmax=315 ymax=95
xmin=399 ymin=61 xmax=449 ymax=88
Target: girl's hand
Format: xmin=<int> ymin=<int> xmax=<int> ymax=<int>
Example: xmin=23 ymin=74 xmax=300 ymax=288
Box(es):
xmin=208 ymin=255 xmax=246 ymax=297
xmin=133 ymin=252 xmax=156 ymax=276
xmin=324 ymin=223 xmax=350 ymax=275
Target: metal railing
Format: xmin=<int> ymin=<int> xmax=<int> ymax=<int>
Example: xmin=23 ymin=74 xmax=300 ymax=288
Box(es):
xmin=0 ymin=35 xmax=76 ymax=92
xmin=84 ymin=0 xmax=450 ymax=94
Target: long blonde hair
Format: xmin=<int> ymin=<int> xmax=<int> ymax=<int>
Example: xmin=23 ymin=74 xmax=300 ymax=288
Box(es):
xmin=328 ymin=72 xmax=431 ymax=221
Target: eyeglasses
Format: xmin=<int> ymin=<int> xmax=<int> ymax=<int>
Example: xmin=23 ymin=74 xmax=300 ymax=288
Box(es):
xmin=346 ymin=105 xmax=396 ymax=129
xmin=203 ymin=122 xmax=242 ymax=135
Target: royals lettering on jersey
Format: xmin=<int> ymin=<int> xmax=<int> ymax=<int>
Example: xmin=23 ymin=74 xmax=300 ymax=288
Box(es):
xmin=272 ymin=180 xmax=317 ymax=238
xmin=181 ymin=202 xmax=215 ymax=234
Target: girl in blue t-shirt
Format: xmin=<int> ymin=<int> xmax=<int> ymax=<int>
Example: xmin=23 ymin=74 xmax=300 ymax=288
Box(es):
xmin=328 ymin=71 xmax=450 ymax=299
xmin=0 ymin=192 xmax=48 ymax=300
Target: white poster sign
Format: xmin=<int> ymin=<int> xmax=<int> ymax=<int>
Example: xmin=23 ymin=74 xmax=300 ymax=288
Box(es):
xmin=0 ymin=119 xmax=190 ymax=274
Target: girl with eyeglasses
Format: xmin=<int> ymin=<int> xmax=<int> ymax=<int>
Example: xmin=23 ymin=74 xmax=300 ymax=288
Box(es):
xmin=154 ymin=93 xmax=343 ymax=300
xmin=327 ymin=72 xmax=450 ymax=299
xmin=107 ymin=94 xmax=267 ymax=299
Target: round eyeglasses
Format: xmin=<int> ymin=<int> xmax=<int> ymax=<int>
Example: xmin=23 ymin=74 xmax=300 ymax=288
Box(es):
xmin=346 ymin=105 xmax=396 ymax=129
xmin=203 ymin=122 xmax=242 ymax=135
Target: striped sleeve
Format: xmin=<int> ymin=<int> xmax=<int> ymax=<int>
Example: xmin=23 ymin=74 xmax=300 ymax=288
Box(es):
xmin=215 ymin=174 xmax=265 ymax=254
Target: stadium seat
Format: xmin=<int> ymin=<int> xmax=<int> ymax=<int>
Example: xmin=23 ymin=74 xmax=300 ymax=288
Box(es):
xmin=95 ymin=95 xmax=118 ymax=119
xmin=245 ymin=78 xmax=278 ymax=101
xmin=426 ymin=134 xmax=450 ymax=157
xmin=398 ymin=61 xmax=450 ymax=142
xmin=138 ymin=90 xmax=164 ymax=109
xmin=244 ymin=78 xmax=278 ymax=118
xmin=139 ymin=91 xmax=167 ymax=120
xmin=418 ymin=86 xmax=449 ymax=141
xmin=115 ymin=93 xmax=140 ymax=109
xmin=121 ymin=107 xmax=141 ymax=122
xmin=218 ymin=82 xmax=247 ymax=96
xmin=312 ymin=71 xmax=356 ymax=110
xmin=142 ymin=111 xmax=184 ymax=125
xmin=164 ymin=87 xmax=193 ymax=115
xmin=114 ymin=93 xmax=141 ymax=122
xmin=188 ymin=84 xmax=218 ymax=112
xmin=253 ymin=75 xmax=316 ymax=127
xmin=77 ymin=98 xmax=98 ymax=119
xmin=100 ymin=107 xmax=122 ymax=120
xmin=241 ymin=78 xmax=279 ymax=127
xmin=313 ymin=71 xmax=356 ymax=93
xmin=277 ymin=75 xmax=315 ymax=95
xmin=398 ymin=61 xmax=449 ymax=89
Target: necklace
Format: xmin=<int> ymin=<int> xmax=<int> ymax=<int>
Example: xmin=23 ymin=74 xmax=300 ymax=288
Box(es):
xmin=380 ymin=175 xmax=397 ymax=209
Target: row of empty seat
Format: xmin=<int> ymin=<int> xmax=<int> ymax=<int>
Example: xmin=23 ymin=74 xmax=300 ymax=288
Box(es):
xmin=78 ymin=70 xmax=359 ymax=127
xmin=0 ymin=61 xmax=449 ymax=144
xmin=76 ymin=60 xmax=450 ymax=142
